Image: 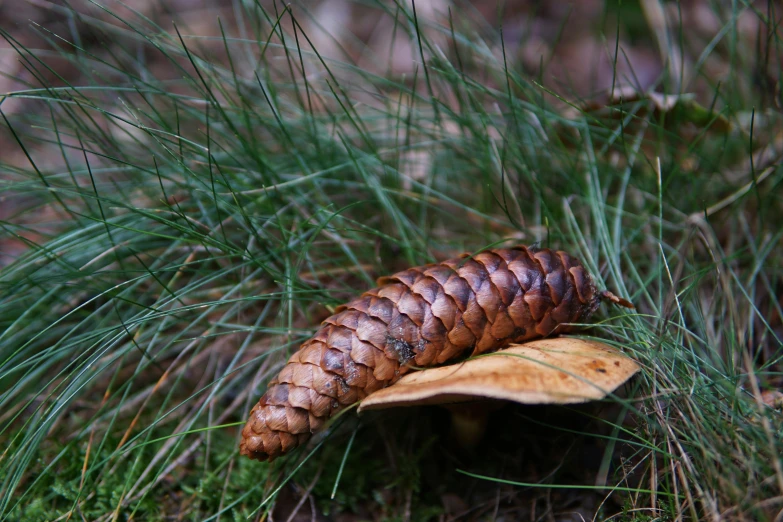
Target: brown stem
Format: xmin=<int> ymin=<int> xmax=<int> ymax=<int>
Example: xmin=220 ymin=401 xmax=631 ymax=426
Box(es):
xmin=600 ymin=290 xmax=635 ymax=309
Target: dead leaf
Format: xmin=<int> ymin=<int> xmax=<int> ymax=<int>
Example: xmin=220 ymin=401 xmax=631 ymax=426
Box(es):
xmin=358 ymin=338 xmax=640 ymax=411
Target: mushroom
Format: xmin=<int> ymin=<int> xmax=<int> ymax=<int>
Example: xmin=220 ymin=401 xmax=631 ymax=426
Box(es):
xmin=358 ymin=338 xmax=640 ymax=448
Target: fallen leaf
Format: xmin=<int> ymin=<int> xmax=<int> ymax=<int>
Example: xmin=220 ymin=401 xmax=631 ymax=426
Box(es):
xmin=358 ymin=338 xmax=640 ymax=411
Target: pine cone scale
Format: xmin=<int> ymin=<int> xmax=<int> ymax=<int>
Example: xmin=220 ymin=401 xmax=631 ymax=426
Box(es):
xmin=347 ymin=338 xmax=377 ymax=368
xmin=429 ymin=294 xmax=457 ymax=330
xmin=355 ymin=316 xmax=388 ymax=348
xmin=420 ymin=312 xmax=448 ymax=347
xmin=460 ymin=300 xmax=488 ymax=340
xmin=395 ymin=292 xmax=428 ymax=327
xmin=438 ymin=269 xmax=472 ymax=311
xmin=487 ymin=260 xmax=521 ymax=307
xmin=445 ymin=320 xmax=476 ymax=352
xmin=410 ymin=276 xmax=443 ymax=304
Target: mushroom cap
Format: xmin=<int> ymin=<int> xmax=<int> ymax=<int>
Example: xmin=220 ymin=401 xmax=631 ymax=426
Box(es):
xmin=357 ymin=338 xmax=640 ymax=411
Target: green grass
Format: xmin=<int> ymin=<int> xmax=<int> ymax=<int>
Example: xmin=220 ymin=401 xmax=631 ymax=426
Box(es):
xmin=1 ymin=0 xmax=782 ymax=519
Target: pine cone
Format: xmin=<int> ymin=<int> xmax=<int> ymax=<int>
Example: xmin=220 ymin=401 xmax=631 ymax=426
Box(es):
xmin=240 ymin=245 xmax=621 ymax=461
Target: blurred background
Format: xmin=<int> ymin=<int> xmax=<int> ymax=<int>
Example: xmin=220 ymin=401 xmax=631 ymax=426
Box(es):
xmin=2 ymin=0 xmax=779 ymax=265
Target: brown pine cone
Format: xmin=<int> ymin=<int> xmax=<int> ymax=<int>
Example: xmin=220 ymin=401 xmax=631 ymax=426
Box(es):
xmin=240 ymin=245 xmax=630 ymax=461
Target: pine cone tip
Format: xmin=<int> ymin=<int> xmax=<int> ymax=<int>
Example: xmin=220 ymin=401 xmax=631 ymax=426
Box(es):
xmin=239 ymin=439 xmax=270 ymax=462
xmin=599 ymin=290 xmax=634 ymax=309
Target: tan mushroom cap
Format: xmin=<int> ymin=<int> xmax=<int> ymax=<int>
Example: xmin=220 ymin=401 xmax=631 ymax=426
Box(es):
xmin=358 ymin=338 xmax=640 ymax=411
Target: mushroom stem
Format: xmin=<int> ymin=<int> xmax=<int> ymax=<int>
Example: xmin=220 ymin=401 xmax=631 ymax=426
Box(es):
xmin=444 ymin=403 xmax=494 ymax=450
xmin=442 ymin=400 xmax=503 ymax=451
